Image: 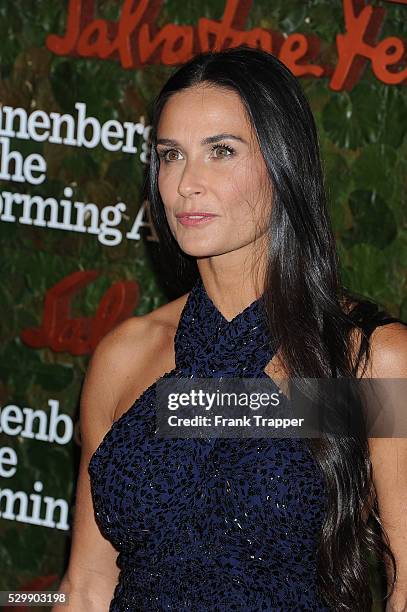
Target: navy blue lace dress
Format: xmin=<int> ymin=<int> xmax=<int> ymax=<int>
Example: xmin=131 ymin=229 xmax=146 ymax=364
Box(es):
xmin=88 ymin=277 xmax=333 ymax=611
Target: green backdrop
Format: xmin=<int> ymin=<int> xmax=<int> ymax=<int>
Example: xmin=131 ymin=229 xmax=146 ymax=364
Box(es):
xmin=0 ymin=1 xmax=406 ymax=610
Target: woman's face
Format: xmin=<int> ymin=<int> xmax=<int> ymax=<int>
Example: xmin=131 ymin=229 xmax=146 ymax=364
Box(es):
xmin=155 ymin=84 xmax=272 ymax=259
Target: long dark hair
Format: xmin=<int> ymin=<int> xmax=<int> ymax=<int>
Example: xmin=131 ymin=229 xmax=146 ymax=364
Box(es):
xmin=146 ymin=45 xmax=397 ymax=611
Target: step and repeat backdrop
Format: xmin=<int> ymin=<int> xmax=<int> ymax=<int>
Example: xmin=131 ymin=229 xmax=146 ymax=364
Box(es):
xmin=0 ymin=0 xmax=406 ymax=605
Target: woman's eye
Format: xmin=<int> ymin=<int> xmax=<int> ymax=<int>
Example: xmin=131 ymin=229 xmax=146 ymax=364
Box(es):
xmin=158 ymin=149 xmax=180 ymax=162
xmin=157 ymin=143 xmax=235 ymax=163
xmin=211 ymin=143 xmax=235 ymax=158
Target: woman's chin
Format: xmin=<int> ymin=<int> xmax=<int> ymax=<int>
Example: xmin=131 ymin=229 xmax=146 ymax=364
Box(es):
xmin=176 ymin=241 xmax=225 ymax=258
xmin=179 ymin=246 xmax=218 ymax=258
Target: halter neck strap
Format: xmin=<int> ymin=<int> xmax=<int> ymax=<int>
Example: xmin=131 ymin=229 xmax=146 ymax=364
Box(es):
xmin=174 ymin=277 xmax=277 ymax=377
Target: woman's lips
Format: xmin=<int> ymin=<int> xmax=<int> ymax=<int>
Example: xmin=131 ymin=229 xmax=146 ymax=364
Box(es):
xmin=176 ymin=214 xmax=218 ymax=226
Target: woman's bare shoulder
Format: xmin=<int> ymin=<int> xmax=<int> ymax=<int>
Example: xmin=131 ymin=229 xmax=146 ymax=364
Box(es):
xmin=94 ymin=290 xmax=189 ymax=358
xmin=363 ymin=320 xmax=407 ymax=378
xmin=146 ymin=289 xmax=190 ymax=330
xmin=85 ymin=290 xmax=190 ymax=423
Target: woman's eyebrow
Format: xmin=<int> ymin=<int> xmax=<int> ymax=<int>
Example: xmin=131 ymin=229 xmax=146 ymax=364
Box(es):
xmin=156 ymin=133 xmax=247 ymax=146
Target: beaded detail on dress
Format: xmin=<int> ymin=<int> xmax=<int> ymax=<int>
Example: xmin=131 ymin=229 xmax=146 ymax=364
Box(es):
xmin=88 ymin=277 xmax=330 ymax=611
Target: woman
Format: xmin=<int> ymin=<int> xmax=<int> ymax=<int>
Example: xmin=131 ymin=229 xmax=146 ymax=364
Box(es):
xmin=55 ymin=46 xmax=407 ymax=611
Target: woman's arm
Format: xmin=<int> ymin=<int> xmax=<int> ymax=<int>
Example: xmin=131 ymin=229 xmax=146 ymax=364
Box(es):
xmin=51 ymin=318 xmax=148 ymax=611
xmin=366 ymin=323 xmax=407 ymax=612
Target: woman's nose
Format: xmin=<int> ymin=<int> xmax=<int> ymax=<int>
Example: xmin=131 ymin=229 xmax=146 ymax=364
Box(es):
xmin=177 ymin=160 xmax=206 ymax=198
